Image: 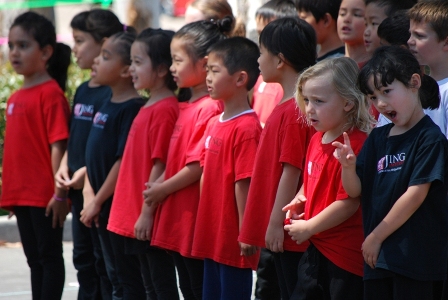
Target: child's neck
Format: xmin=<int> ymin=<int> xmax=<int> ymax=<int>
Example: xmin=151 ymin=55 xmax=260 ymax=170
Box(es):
xmin=319 ymin=33 xmax=344 ymax=59
xmin=278 ymin=68 xmax=299 ymax=104
xmin=345 ymin=43 xmax=369 ymax=64
xmin=221 ymin=90 xmax=252 ymax=121
xmin=428 ymin=61 xmax=448 ymax=81
xmin=23 ymin=70 xmax=52 ymax=89
xmin=189 ymin=81 xmax=209 ymax=103
xmin=322 ymin=120 xmax=350 ymax=144
xmin=110 ymin=81 xmax=140 ymax=103
xmin=145 ymin=86 xmax=175 ymax=107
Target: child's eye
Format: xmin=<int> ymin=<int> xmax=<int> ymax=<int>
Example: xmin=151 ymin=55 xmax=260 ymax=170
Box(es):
xmin=303 ymin=98 xmax=309 ymax=104
xmin=383 ymin=89 xmax=391 ymax=95
xmin=369 ymin=96 xmax=377 ymax=101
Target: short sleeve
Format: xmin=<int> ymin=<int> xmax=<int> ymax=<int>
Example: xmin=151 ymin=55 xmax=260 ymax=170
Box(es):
xmin=234 ymin=127 xmax=260 ymax=182
xmin=116 ymin=103 xmax=142 ymax=158
xmin=149 ymin=107 xmax=178 ymax=164
xmin=410 ymin=140 xmax=447 ymax=186
xmin=42 ymin=87 xmax=70 ymax=144
xmin=279 ymin=122 xmax=309 ymax=169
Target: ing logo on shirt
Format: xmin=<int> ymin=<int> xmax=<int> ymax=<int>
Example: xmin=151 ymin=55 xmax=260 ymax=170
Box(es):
xmin=307 ymin=161 xmax=323 ymax=178
xmin=377 ymin=153 xmax=405 ymax=173
xmin=7 ymin=103 xmax=14 ymax=115
xmin=205 ymin=135 xmax=222 ymax=154
xmin=93 ymin=112 xmax=108 ymax=128
xmin=74 ymin=104 xmax=94 ymax=121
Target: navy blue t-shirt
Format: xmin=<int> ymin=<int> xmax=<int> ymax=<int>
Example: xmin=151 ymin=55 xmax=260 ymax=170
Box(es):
xmin=67 ymin=81 xmax=111 ymax=173
xmin=85 ymin=97 xmax=144 ymax=195
xmin=357 ymin=116 xmax=448 ymax=281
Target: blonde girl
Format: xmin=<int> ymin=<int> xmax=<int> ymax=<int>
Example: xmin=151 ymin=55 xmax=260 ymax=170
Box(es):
xmin=283 ymin=57 xmax=374 ymax=299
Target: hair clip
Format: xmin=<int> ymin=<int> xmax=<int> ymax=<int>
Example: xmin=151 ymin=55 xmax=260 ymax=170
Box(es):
xmin=123 ymin=24 xmax=127 ymax=32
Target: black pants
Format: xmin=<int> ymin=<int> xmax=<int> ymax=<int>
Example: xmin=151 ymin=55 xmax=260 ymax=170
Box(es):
xmin=255 ymin=248 xmax=281 ymax=300
xmin=291 ymin=243 xmax=363 ymax=300
xmin=14 ymin=206 xmax=65 ymax=300
xmin=273 ymin=250 xmax=303 ymax=300
xmin=172 ymin=251 xmax=204 ymax=300
xmin=70 ymin=188 xmax=112 ymax=300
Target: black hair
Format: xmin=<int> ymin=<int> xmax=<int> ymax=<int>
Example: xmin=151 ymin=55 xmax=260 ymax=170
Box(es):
xmin=70 ymin=9 xmax=123 ymax=42
xmin=135 ymin=28 xmax=177 ymax=91
xmin=377 ymin=10 xmax=410 ymax=47
xmin=259 ymin=17 xmax=317 ymax=73
xmin=207 ymin=37 xmax=260 ymax=91
xmin=365 ymin=0 xmax=417 ymax=17
xmin=174 ymin=16 xmax=232 ymax=63
xmin=358 ymin=46 xmax=440 ymax=110
xmin=296 ymin=0 xmax=341 ymax=22
xmin=109 ymin=27 xmax=137 ymax=66
xmin=11 ymin=12 xmax=71 ymax=91
xmin=255 ymin=0 xmax=298 ymax=22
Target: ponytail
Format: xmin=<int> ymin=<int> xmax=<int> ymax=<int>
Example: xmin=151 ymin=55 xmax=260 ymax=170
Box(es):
xmin=47 ymin=43 xmax=71 ymax=91
xmin=420 ymin=74 xmax=440 ymax=110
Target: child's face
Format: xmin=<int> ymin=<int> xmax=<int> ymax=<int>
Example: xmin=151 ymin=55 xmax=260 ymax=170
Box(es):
xmin=408 ymin=20 xmax=445 ymax=68
xmin=298 ymin=10 xmax=323 ymax=44
xmin=367 ymin=75 xmax=422 ymax=129
xmin=129 ymin=41 xmax=157 ymax=90
xmin=8 ymin=25 xmax=47 ymax=77
xmin=206 ymin=52 xmax=238 ymax=100
xmin=169 ymin=37 xmax=206 ymax=88
xmin=72 ymin=29 xmax=102 ymax=70
xmin=337 ymin=0 xmax=366 ymax=45
xmin=256 ymin=16 xmax=271 ymax=36
xmin=257 ymin=44 xmax=279 ymax=83
xmin=363 ymin=2 xmax=388 ymax=54
xmin=301 ymin=71 xmax=352 ymax=135
xmin=91 ymin=37 xmax=126 ymax=86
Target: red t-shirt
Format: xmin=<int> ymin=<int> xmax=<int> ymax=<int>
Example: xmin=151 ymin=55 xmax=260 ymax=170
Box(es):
xmin=192 ymin=111 xmax=262 ymax=270
xmin=252 ymin=75 xmax=283 ymax=126
xmin=1 ymin=80 xmax=70 ymax=209
xmin=151 ymin=96 xmax=222 ymax=257
xmin=108 ymin=96 xmax=179 ymax=238
xmin=239 ymin=99 xmax=315 ymax=252
xmin=304 ymin=129 xmax=366 ymax=277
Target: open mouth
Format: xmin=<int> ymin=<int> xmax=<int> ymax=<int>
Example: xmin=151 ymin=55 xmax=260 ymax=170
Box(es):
xmin=386 ymin=111 xmax=397 ymax=120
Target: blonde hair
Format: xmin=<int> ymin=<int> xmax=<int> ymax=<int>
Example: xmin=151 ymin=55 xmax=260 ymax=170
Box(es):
xmin=296 ymin=57 xmax=375 ymax=134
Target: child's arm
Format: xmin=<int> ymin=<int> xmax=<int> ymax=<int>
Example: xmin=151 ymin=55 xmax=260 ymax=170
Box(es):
xmin=282 ymin=184 xmax=306 ymax=220
xmin=332 ymin=132 xmax=362 ymax=197
xmin=237 ymin=178 xmax=259 ymax=256
xmin=46 ymin=140 xmax=70 ymax=228
xmin=284 ymin=197 xmax=360 ymax=245
xmin=143 ymin=162 xmax=202 ymax=206
xmin=363 ymin=183 xmax=430 ymax=269
xmin=135 ymin=159 xmax=165 ymax=241
xmin=265 ymin=163 xmax=301 ymax=253
xmin=54 ymin=150 xmax=70 ymax=190
xmin=80 ymin=158 xmax=122 ymax=228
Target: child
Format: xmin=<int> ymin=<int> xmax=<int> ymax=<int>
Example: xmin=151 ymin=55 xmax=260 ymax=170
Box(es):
xmin=283 ymin=57 xmax=374 ymax=299
xmin=239 ymin=17 xmax=316 ymax=300
xmin=0 ymin=12 xmax=71 ymax=299
xmin=408 ymin=0 xmax=448 ymax=137
xmin=142 ymin=18 xmax=230 ymax=299
xmin=54 ymin=9 xmax=123 ymax=299
xmin=106 ymin=28 xmax=179 ymax=300
xmin=191 ymin=36 xmax=262 ymax=300
xmin=79 ymin=30 xmax=145 ymax=299
xmin=363 ymin=0 xmax=416 ymax=57
xmin=251 ymin=0 xmax=297 ymax=127
xmin=334 ymin=46 xmax=448 ymax=299
xmin=297 ymin=0 xmax=345 ymax=61
xmin=337 ymin=0 xmax=369 ymax=65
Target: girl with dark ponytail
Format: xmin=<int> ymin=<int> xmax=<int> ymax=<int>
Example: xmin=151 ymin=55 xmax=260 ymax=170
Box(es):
xmin=1 ymin=11 xmax=71 ymax=300
xmin=142 ymin=17 xmax=231 ymax=299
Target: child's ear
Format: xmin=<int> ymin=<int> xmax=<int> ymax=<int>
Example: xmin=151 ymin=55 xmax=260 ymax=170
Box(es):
xmin=201 ymin=56 xmax=208 ymax=70
xmin=277 ymin=53 xmax=286 ymax=69
xmin=322 ymin=13 xmax=332 ymax=27
xmin=157 ymin=65 xmax=168 ymax=78
xmin=343 ymin=100 xmax=355 ymax=112
xmin=236 ymin=71 xmax=248 ymax=87
xmin=41 ymin=45 xmax=53 ymax=61
xmin=443 ymin=36 xmax=448 ymax=51
xmin=120 ymin=65 xmax=131 ymax=78
xmin=410 ymin=73 xmax=422 ymax=89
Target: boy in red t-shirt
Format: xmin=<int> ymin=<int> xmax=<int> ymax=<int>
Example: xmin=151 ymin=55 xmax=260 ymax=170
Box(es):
xmin=191 ymin=37 xmax=262 ymax=300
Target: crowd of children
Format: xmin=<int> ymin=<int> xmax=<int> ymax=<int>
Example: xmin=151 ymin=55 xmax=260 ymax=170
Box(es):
xmin=2 ymin=0 xmax=448 ymax=299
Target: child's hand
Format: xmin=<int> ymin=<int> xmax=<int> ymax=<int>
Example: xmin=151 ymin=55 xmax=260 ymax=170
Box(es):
xmin=134 ymin=211 xmax=154 ymax=241
xmin=362 ymin=233 xmax=382 ymax=269
xmin=239 ymin=242 xmax=259 ymax=256
xmin=65 ymin=167 xmax=86 ymax=190
xmin=55 ymin=164 xmax=70 ymax=190
xmin=284 ymin=219 xmax=312 ymax=245
xmin=282 ymin=194 xmax=307 ymax=220
xmin=143 ymin=182 xmax=168 ymax=206
xmin=45 ymin=197 xmax=69 ymax=228
xmin=332 ymin=132 xmax=356 ymax=168
xmin=80 ymin=200 xmax=101 ymax=228
xmin=265 ymin=223 xmax=285 ymax=253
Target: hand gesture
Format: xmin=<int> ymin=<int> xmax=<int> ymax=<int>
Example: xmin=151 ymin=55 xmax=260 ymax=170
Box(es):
xmin=239 ymin=242 xmax=259 ymax=256
xmin=284 ymin=219 xmax=312 ymax=245
xmin=64 ymin=167 xmax=86 ymax=190
xmin=282 ymin=194 xmax=307 ymax=220
xmin=80 ymin=200 xmax=101 ymax=228
xmin=332 ymin=132 xmax=356 ymax=168
xmin=362 ymin=233 xmax=382 ymax=269
xmin=55 ymin=164 xmax=70 ymax=190
xmin=143 ymin=182 xmax=167 ymax=206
